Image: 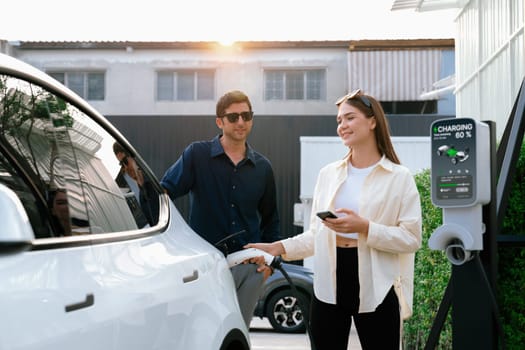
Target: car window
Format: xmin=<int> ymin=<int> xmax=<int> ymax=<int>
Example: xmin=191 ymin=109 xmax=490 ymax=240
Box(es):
xmin=0 ymin=152 xmax=52 ymax=238
xmin=0 ymin=73 xmax=160 ymax=238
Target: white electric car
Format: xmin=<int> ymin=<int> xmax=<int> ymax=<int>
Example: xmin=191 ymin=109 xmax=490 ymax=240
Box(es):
xmin=0 ymin=53 xmax=250 ymax=350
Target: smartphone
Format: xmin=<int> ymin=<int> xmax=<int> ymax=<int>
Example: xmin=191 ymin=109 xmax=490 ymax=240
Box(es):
xmin=316 ymin=211 xmax=337 ymax=220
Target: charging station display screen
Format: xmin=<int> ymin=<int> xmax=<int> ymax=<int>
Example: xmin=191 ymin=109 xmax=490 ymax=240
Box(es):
xmin=431 ymin=118 xmax=477 ymax=207
xmin=436 ymin=174 xmax=473 ymax=200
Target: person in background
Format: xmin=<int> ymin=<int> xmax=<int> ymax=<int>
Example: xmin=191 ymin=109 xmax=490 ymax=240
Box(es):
xmin=160 ymin=90 xmax=280 ymax=327
xmin=246 ymin=89 xmax=422 ymax=349
xmin=48 ymin=188 xmax=90 ymax=235
xmin=48 ymin=188 xmax=72 ymax=235
xmin=113 ymin=142 xmax=159 ymax=228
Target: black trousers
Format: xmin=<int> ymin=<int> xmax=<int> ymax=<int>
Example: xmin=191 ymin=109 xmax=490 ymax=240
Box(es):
xmin=309 ymin=247 xmax=400 ymax=350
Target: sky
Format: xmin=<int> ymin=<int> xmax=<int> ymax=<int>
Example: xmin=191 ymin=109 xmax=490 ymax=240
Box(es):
xmin=1 ymin=0 xmax=458 ymax=43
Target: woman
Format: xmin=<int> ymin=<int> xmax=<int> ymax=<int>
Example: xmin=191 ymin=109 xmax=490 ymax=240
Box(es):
xmin=246 ymin=89 xmax=422 ymax=349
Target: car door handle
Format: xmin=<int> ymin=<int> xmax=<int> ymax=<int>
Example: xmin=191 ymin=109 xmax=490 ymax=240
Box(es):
xmin=65 ymin=293 xmax=95 ymax=312
xmin=183 ymin=270 xmax=199 ymax=283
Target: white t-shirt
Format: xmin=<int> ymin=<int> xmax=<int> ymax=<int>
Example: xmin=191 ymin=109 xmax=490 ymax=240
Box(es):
xmin=333 ymin=162 xmax=376 ymax=239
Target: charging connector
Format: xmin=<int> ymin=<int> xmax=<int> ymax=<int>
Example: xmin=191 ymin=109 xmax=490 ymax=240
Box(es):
xmin=226 ymin=248 xmax=276 ymax=267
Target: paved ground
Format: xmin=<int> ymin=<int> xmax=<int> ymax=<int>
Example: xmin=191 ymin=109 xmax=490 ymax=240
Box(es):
xmin=249 ymin=317 xmax=362 ymax=350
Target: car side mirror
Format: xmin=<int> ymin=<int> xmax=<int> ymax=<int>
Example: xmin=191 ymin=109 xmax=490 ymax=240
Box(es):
xmin=0 ymin=184 xmax=34 ymax=254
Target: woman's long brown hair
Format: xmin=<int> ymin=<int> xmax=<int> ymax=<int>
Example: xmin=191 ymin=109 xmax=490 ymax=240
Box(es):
xmin=342 ymin=93 xmax=401 ymax=164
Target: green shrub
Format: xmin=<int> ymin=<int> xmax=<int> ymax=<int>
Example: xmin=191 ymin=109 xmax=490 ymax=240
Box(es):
xmin=498 ymin=140 xmax=525 ymax=350
xmin=403 ymin=141 xmax=525 ymax=349
xmin=403 ymin=169 xmax=451 ymax=349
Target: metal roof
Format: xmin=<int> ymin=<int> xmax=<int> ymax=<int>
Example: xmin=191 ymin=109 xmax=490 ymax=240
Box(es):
xmin=11 ymin=39 xmax=454 ymax=51
xmin=11 ymin=40 xmax=354 ymax=50
xmin=348 ymin=39 xmax=454 ymax=51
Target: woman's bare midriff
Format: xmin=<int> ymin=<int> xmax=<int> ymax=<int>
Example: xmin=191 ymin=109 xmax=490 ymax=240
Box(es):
xmin=336 ymin=235 xmax=358 ymax=248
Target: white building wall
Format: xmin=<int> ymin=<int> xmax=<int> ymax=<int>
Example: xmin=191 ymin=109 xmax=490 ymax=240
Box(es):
xmin=455 ymin=0 xmax=524 ymax=140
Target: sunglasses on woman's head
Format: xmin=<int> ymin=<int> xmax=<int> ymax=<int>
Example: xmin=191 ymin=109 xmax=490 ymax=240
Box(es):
xmin=336 ymin=89 xmax=372 ymax=109
xmin=221 ymin=111 xmax=254 ymax=123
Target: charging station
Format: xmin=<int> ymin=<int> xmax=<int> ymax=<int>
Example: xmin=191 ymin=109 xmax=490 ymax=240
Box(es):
xmin=424 ymin=80 xmax=525 ymax=350
xmin=427 ymin=117 xmax=501 ymax=349
xmin=429 ymin=117 xmax=490 ymax=264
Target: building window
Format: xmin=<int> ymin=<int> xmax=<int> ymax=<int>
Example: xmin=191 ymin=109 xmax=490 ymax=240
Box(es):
xmin=48 ymin=71 xmax=105 ymax=101
xmin=156 ymin=70 xmax=215 ymax=101
xmin=264 ymin=69 xmax=326 ymax=101
xmin=380 ymin=100 xmax=438 ymax=114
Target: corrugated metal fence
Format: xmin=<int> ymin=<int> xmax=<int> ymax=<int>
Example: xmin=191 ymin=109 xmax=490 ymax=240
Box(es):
xmin=107 ymin=113 xmax=449 ymax=239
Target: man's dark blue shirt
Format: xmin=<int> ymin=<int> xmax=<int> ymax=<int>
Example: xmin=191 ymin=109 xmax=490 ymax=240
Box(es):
xmin=161 ymin=135 xmax=280 ymax=252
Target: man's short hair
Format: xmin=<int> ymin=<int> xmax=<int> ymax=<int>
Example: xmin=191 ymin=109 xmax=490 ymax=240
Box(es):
xmin=216 ymin=90 xmax=252 ymax=117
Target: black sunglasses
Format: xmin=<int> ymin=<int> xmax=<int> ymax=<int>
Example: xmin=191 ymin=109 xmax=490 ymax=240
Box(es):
xmin=119 ymin=155 xmax=129 ymax=167
xmin=221 ymin=111 xmax=254 ymax=123
xmin=335 ymin=89 xmax=372 ymax=109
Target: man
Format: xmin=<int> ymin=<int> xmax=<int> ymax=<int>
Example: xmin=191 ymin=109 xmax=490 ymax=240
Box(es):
xmin=113 ymin=142 xmax=159 ymax=228
xmin=160 ymin=90 xmax=280 ymax=326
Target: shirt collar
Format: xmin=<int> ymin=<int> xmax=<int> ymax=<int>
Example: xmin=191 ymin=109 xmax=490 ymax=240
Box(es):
xmin=210 ymin=134 xmax=256 ymax=164
xmin=335 ymin=152 xmax=393 ymax=172
xmin=377 ymin=155 xmax=394 ymax=171
xmin=210 ymin=135 xmax=224 ymax=157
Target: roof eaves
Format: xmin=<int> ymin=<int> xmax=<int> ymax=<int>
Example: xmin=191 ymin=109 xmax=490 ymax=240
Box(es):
xmin=348 ymin=38 xmax=455 ymax=51
xmin=391 ymin=0 xmax=467 ymax=12
xmin=15 ymin=40 xmax=353 ymax=51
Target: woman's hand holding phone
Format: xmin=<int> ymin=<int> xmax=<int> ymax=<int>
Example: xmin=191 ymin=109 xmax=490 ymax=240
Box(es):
xmin=316 ymin=211 xmax=337 ymax=220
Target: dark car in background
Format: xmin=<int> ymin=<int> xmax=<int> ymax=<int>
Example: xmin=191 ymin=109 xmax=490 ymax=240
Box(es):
xmin=254 ymin=262 xmax=314 ymax=333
